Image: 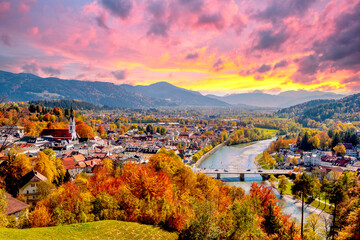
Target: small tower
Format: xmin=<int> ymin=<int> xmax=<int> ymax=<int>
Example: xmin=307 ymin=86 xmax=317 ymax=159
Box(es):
xmin=69 ymin=106 xmax=77 ymax=141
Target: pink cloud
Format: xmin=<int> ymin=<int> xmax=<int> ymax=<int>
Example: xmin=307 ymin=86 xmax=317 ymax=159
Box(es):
xmin=18 ymin=3 xmax=30 ymax=12
xmin=0 ymin=1 xmax=10 ymax=17
xmin=28 ymin=26 xmax=38 ymax=35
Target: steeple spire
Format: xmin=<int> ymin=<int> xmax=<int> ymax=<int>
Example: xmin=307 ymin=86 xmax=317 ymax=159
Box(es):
xmin=69 ymin=104 xmax=77 ymax=141
xmin=70 ymin=104 xmax=74 ymax=118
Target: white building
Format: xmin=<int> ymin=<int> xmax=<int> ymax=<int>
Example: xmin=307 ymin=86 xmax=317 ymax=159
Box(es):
xmin=303 ymin=151 xmax=321 ymax=166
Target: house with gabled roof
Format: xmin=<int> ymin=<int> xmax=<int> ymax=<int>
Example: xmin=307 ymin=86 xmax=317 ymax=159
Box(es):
xmin=5 ymin=192 xmax=28 ymax=217
xmin=19 ymin=170 xmax=48 ymax=208
xmin=62 ymin=156 xmax=86 ymax=178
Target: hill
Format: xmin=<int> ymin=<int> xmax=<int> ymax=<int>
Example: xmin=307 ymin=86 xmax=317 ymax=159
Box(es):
xmin=0 ymin=71 xmax=175 ymax=108
xmin=278 ymin=93 xmax=360 ymax=123
xmin=121 ymin=82 xmax=229 ymax=107
xmin=277 ymin=99 xmax=336 ymax=117
xmin=0 ymin=220 xmax=178 ymax=240
xmin=207 ymin=90 xmax=344 ymax=108
xmin=28 ymin=99 xmax=111 ymax=110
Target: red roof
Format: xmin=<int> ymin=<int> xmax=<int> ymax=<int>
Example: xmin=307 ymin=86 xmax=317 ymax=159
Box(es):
xmin=93 ymin=153 xmax=107 ymax=159
xmin=5 ymin=193 xmax=28 ymax=215
xmin=40 ymin=129 xmax=72 ymax=140
xmin=62 ymin=157 xmax=77 ymax=169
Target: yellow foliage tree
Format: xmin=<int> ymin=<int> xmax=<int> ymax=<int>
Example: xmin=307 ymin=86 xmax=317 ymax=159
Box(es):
xmin=333 ymin=144 xmax=346 ymax=156
xmin=29 ymin=205 xmax=52 ymax=227
xmin=33 ymin=151 xmax=58 ymax=182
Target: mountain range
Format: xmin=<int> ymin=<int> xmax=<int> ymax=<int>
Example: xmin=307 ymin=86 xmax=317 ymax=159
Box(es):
xmin=0 ymin=70 xmax=347 ymax=108
xmin=120 ymin=82 xmax=229 ymax=107
xmin=207 ymin=90 xmax=345 ymax=108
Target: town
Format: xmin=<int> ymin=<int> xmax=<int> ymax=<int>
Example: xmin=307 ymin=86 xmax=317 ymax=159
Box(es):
xmin=0 ymin=100 xmax=359 ymax=217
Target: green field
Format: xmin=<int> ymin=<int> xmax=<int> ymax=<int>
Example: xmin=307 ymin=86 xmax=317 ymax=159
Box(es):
xmin=0 ymin=220 xmax=178 ymax=240
xmin=280 ymin=182 xmax=333 ymax=214
xmin=307 ymin=199 xmax=333 ymax=215
xmin=255 ymin=128 xmax=279 ymax=137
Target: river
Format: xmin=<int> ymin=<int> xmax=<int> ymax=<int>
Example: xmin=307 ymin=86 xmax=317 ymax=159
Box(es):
xmin=199 ymin=138 xmax=330 ymax=224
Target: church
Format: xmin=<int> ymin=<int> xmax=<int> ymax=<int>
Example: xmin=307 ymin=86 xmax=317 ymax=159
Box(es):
xmin=40 ymin=107 xmax=79 ymax=142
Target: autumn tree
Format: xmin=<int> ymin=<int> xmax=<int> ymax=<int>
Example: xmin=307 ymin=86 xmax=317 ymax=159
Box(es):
xmin=33 ymin=151 xmax=58 ymax=183
xmin=0 ymin=150 xmax=32 ymax=196
xmin=333 ymin=144 xmax=346 ymax=156
xmin=304 ymin=213 xmax=325 ymax=240
xmin=0 ymin=189 xmax=7 ymax=227
xmin=97 ymin=125 xmax=105 ymax=135
xmin=160 ymin=127 xmax=167 ymax=135
xmin=269 ymin=175 xmax=277 ymax=187
xmin=329 ymin=183 xmax=346 ymax=238
xmin=278 ymin=175 xmax=289 ymax=196
xmin=228 ymin=199 xmax=264 ymax=239
xmin=290 ymin=157 xmax=298 ymax=166
xmin=291 ymin=172 xmax=314 ymax=238
xmin=53 ymin=107 xmax=63 ymax=116
xmin=316 ymin=132 xmax=331 ymax=150
xmin=146 ymin=124 xmax=154 ymax=134
xmin=178 ymin=202 xmax=221 ymax=240
xmin=76 ymin=123 xmax=94 ymax=138
xmin=102 ymin=158 xmax=114 ymax=173
xmin=29 ymin=205 xmax=52 ymax=227
xmin=37 ymin=181 xmax=56 ymax=200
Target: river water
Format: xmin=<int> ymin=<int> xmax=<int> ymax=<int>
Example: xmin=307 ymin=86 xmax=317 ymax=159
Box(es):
xmin=199 ymin=138 xmax=320 ymax=224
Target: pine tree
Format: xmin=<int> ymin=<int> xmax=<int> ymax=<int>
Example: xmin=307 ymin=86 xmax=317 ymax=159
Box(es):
xmin=263 ymin=205 xmax=282 ymax=235
xmin=332 ymin=133 xmax=340 ymax=148
xmin=292 ymin=172 xmax=314 ymax=238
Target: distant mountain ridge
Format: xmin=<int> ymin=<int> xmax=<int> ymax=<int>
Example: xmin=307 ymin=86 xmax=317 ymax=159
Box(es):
xmin=0 ymin=70 xmax=230 ymax=108
xmin=207 ymin=90 xmax=345 ymax=108
xmin=0 ymin=71 xmax=176 ymax=108
xmin=120 ymin=82 xmax=230 ymax=107
xmin=0 ymin=70 xmax=347 ymax=109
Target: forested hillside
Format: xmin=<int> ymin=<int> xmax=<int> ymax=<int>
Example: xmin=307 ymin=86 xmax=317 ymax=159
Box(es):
xmin=278 ymin=93 xmax=360 ymax=125
xmin=28 ymin=100 xmax=111 ymax=110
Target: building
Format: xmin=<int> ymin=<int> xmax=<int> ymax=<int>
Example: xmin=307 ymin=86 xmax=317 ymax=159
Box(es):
xmin=303 ymin=151 xmax=321 ymax=166
xmin=19 ymin=170 xmax=48 ymax=208
xmin=343 ymin=143 xmax=359 ymax=158
xmin=40 ymin=107 xmax=79 ymax=142
xmin=62 ymin=156 xmax=86 ymax=178
xmin=0 ymin=126 xmax=25 ymax=138
xmin=5 ymin=192 xmax=28 ymax=217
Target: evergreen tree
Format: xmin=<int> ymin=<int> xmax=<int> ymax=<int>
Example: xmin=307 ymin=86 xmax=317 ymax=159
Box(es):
xmin=292 ymin=173 xmax=314 ymax=239
xmin=146 ymin=124 xmax=153 ymax=134
xmin=332 ymin=133 xmax=340 ymax=148
xmin=300 ymin=132 xmax=312 ymax=151
xmin=263 ymin=205 xmax=282 ymax=235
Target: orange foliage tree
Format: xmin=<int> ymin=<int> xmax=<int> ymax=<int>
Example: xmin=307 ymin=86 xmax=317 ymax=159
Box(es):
xmin=29 ymin=149 xmax=300 ymax=239
xmin=76 ymin=123 xmax=94 ymax=138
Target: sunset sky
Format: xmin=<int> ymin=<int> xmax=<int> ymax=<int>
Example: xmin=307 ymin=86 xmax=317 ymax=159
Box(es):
xmin=0 ymin=0 xmax=359 ymax=95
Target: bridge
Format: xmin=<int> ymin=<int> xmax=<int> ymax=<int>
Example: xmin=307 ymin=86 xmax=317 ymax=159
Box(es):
xmin=196 ymin=168 xmax=296 ymax=181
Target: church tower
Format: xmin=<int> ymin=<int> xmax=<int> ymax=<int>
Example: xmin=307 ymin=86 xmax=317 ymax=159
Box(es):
xmin=69 ymin=106 xmax=77 ymax=141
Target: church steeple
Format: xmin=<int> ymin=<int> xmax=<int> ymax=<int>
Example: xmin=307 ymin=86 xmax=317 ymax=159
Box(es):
xmin=70 ymin=105 xmax=74 ymax=118
xmin=68 ymin=105 xmax=77 ymax=141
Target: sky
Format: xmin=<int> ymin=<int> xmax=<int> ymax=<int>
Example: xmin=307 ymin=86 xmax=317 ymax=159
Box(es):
xmin=0 ymin=0 xmax=359 ymax=95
